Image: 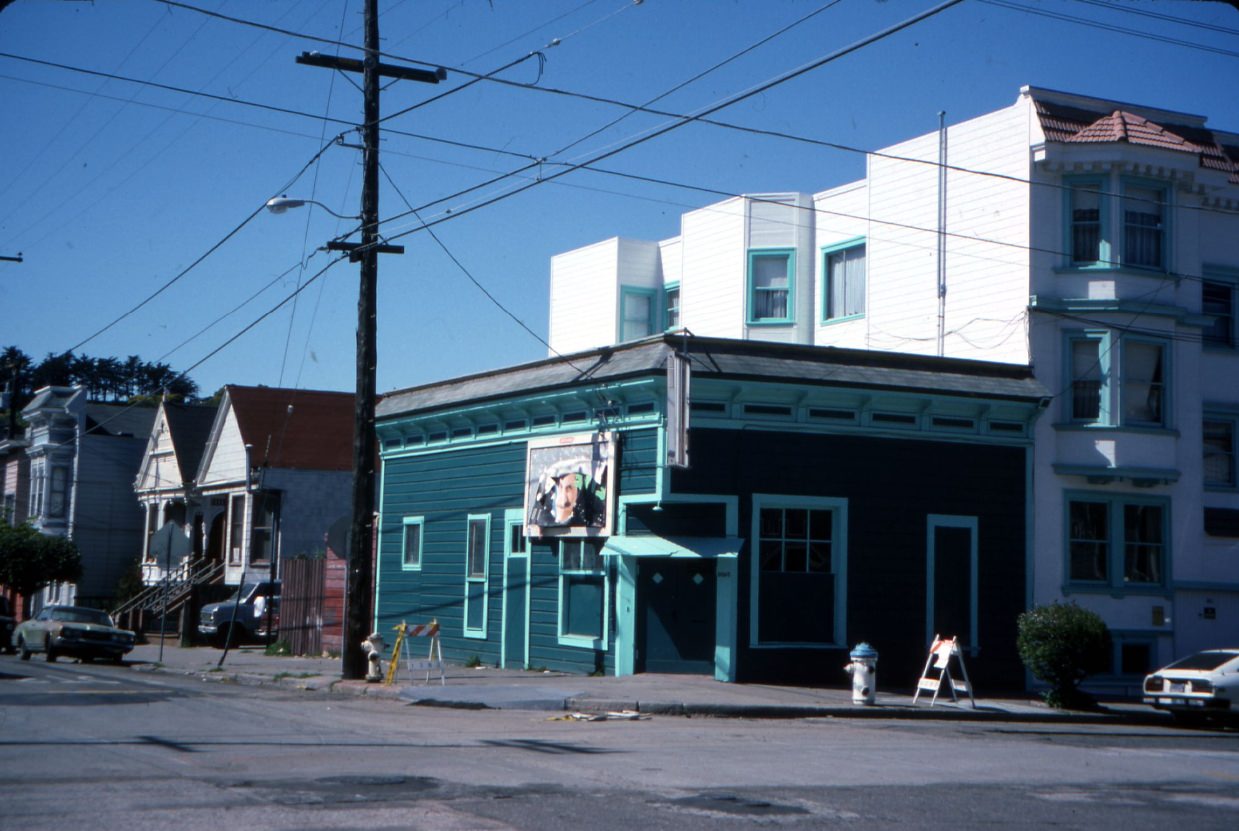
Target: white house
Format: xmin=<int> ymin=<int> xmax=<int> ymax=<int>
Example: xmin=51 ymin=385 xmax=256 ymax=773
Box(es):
xmin=133 ymin=400 xmax=219 ymax=584
xmin=193 ymin=385 xmax=354 ymax=587
xmin=547 ymin=86 xmax=1239 ymax=686
xmin=19 ymin=386 xmax=156 ymax=608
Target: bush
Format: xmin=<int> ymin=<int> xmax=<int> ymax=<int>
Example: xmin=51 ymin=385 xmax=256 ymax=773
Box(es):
xmin=1017 ymin=602 xmax=1109 ymax=709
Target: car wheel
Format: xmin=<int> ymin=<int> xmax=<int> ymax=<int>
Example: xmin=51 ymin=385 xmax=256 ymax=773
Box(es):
xmin=210 ymin=627 xmax=230 ymax=649
xmin=18 ymin=637 xmax=31 ymax=661
xmin=45 ymin=644 xmax=56 ymax=663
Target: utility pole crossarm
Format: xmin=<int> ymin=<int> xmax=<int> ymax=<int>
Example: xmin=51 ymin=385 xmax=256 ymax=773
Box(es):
xmin=296 ymin=51 xmax=446 ymax=85
xmin=296 ymin=1 xmax=444 ymax=682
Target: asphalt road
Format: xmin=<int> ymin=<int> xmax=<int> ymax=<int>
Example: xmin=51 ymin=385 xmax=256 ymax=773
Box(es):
xmin=2 ymin=654 xmax=1237 ymax=830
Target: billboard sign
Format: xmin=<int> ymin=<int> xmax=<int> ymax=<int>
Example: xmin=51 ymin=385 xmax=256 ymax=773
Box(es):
xmin=524 ymin=431 xmax=614 ymax=538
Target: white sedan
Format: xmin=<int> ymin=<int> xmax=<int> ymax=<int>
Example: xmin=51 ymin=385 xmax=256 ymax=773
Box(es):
xmin=1143 ymin=648 xmax=1239 ymax=724
xmin=12 ymin=605 xmax=136 ymax=664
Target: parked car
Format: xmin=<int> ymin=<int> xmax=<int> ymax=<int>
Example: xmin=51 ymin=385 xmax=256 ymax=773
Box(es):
xmin=1143 ymin=648 xmax=1239 ymax=724
xmin=198 ymin=580 xmax=280 ymax=648
xmin=13 ymin=605 xmax=136 ymax=663
xmin=0 ymin=596 xmax=15 ymax=655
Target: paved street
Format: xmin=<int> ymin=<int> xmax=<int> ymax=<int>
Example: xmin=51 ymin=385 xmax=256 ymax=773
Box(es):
xmin=3 ymin=653 xmax=1238 ymax=830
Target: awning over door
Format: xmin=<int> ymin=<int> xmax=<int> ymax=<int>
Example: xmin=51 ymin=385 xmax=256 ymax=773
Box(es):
xmin=602 ymin=535 xmax=743 ymax=558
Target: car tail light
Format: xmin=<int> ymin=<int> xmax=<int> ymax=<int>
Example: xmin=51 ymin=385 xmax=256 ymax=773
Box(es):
xmin=1144 ymin=675 xmax=1164 ymax=692
xmin=1190 ymin=679 xmax=1214 ymax=693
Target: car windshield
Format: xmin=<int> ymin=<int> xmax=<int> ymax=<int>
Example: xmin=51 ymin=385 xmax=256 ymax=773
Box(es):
xmin=1163 ymin=651 xmax=1239 ymax=671
xmin=56 ymin=608 xmax=115 ymax=627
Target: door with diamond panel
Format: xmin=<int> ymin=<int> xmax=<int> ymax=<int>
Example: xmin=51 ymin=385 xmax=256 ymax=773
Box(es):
xmin=637 ymin=558 xmax=716 ymax=674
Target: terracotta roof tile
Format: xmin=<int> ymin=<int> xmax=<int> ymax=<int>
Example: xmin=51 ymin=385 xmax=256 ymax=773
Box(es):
xmin=1034 ymin=96 xmax=1238 ymax=184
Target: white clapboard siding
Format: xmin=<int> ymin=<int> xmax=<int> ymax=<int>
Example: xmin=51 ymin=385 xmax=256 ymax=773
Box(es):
xmin=198 ymin=405 xmax=247 ymax=488
xmin=679 ymin=197 xmax=746 ymax=339
xmin=548 ymin=238 xmax=622 ymax=355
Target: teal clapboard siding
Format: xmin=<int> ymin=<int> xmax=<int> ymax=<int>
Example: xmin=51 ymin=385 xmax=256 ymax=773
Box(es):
xmin=377 ymin=427 xmax=656 ymax=676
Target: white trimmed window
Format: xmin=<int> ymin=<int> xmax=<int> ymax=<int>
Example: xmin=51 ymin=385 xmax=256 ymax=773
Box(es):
xmin=823 ymin=240 xmax=865 ymax=321
xmin=402 ymin=517 xmax=424 ymax=570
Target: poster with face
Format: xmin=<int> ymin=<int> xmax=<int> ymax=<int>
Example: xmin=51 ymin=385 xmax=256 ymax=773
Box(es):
xmin=524 ymin=432 xmax=613 ymax=538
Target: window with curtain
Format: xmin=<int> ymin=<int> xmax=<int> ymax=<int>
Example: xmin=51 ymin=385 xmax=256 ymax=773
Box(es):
xmin=1070 ymin=338 xmax=1104 ymax=422
xmin=1121 ymin=341 xmax=1164 ymax=426
xmin=664 ymin=284 xmax=680 ymax=330
xmin=1070 ymin=183 xmax=1103 ymax=265
xmin=1204 ymin=419 xmax=1235 ymax=488
xmin=824 ymin=243 xmax=865 ymax=320
xmin=748 ymin=250 xmax=793 ymax=322
xmin=1068 ymin=496 xmax=1166 ymax=590
xmin=1122 ymin=183 xmax=1165 ymax=269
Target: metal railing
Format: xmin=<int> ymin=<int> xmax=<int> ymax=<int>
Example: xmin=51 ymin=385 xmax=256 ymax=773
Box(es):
xmin=112 ymin=559 xmax=225 ymax=619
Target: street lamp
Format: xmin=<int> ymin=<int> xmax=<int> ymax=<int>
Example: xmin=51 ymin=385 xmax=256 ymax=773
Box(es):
xmin=265 ymin=196 xmax=360 ymax=221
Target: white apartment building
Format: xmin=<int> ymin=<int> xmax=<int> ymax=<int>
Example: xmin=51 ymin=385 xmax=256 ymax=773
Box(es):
xmin=547 ymin=86 xmax=1239 ymax=684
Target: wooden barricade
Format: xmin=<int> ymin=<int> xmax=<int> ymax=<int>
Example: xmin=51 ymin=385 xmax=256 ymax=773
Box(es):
xmin=384 ymin=620 xmax=445 ymax=686
xmin=913 ymin=635 xmax=976 ymax=708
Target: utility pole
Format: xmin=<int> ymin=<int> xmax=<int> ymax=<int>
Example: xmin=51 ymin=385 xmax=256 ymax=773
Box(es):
xmin=296 ymin=0 xmax=443 ymax=680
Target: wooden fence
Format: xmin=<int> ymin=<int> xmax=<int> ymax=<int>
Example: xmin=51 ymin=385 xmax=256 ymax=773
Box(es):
xmin=281 ymin=549 xmax=346 ymax=656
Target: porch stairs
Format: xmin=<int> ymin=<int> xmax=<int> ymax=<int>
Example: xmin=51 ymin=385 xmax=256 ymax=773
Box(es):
xmin=112 ymin=559 xmax=225 ymax=620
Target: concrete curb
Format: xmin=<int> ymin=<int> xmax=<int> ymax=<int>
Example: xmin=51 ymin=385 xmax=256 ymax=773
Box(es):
xmin=125 ymin=659 xmax=1169 ymax=726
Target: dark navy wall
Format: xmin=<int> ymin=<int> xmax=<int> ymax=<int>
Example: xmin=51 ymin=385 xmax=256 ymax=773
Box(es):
xmin=377 ymin=428 xmax=658 ymax=675
xmin=671 ymin=427 xmax=1028 ymax=690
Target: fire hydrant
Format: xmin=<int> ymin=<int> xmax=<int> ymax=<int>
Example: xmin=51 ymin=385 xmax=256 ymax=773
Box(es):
xmin=362 ymin=632 xmax=386 ymax=683
xmin=843 ymin=642 xmax=878 ymax=705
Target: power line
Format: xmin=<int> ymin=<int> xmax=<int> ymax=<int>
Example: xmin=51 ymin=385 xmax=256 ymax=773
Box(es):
xmin=377 ymin=0 xmax=970 ymax=250
xmin=65 ymin=135 xmax=346 ymax=354
xmin=979 ymin=0 xmax=1239 ymax=60
xmin=1073 ymin=0 xmax=1239 ymax=37
xmin=549 ymin=0 xmax=844 ymax=161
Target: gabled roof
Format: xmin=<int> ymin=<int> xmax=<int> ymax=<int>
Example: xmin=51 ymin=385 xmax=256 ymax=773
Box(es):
xmin=84 ymin=403 xmax=157 ymax=439
xmin=162 ymin=402 xmax=219 ymax=481
xmin=1029 ymin=87 xmax=1239 ymax=184
xmin=225 ymin=385 xmax=354 ymax=472
xmin=377 ymin=335 xmax=1048 ymax=420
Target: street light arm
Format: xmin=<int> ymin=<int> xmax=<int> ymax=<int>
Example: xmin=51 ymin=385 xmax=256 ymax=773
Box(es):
xmin=266 ymin=196 xmax=359 ymax=220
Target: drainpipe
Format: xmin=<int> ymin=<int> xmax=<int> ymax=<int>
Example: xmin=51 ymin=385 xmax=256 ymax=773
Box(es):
xmin=937 ymin=111 xmax=948 ymax=357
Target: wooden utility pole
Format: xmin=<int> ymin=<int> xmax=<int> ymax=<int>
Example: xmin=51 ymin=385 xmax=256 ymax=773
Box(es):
xmin=296 ymin=0 xmax=443 ymax=680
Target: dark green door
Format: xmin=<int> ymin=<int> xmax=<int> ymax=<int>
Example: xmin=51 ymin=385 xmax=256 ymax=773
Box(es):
xmin=638 ymin=558 xmax=715 ymax=674
xmin=503 ymin=554 xmax=528 ymax=669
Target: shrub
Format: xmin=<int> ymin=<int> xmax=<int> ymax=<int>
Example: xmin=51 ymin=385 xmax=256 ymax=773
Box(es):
xmin=1017 ymin=602 xmax=1110 ymax=709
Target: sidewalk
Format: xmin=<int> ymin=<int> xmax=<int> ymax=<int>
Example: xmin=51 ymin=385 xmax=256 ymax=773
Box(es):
xmin=124 ymin=641 xmax=1166 ymax=725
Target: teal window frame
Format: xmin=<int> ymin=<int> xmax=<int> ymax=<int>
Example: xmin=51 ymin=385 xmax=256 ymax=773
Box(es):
xmin=820 ymin=238 xmax=866 ymax=323
xmin=463 ymin=513 xmax=490 ymax=639
xmin=1204 ymin=413 xmax=1237 ymax=490
xmin=1100 ymin=631 xmax=1159 ymax=678
xmin=1119 ymin=337 xmax=1168 ymax=428
xmin=749 ymin=494 xmax=847 ymax=649
xmin=1064 ymin=176 xmax=1110 ymax=268
xmin=1065 ymin=492 xmax=1169 ymax=594
xmin=618 ymin=286 xmax=657 ymax=341
xmin=1202 ymin=268 xmax=1238 ymax=349
xmin=664 ymin=282 xmax=681 ymax=331
xmin=1120 ymin=177 xmax=1169 ymax=272
xmin=557 ymin=538 xmax=609 ymax=649
xmin=1064 ymin=330 xmax=1112 ymax=425
xmin=401 ymin=516 xmax=424 ymax=571
xmin=747 ymin=248 xmax=796 ymax=325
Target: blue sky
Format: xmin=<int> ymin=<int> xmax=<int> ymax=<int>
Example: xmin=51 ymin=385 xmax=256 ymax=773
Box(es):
xmin=1 ymin=0 xmax=1236 ymax=398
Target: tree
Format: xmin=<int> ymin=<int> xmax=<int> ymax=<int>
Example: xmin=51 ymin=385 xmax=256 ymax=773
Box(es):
xmin=0 ymin=524 xmax=83 ymax=616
